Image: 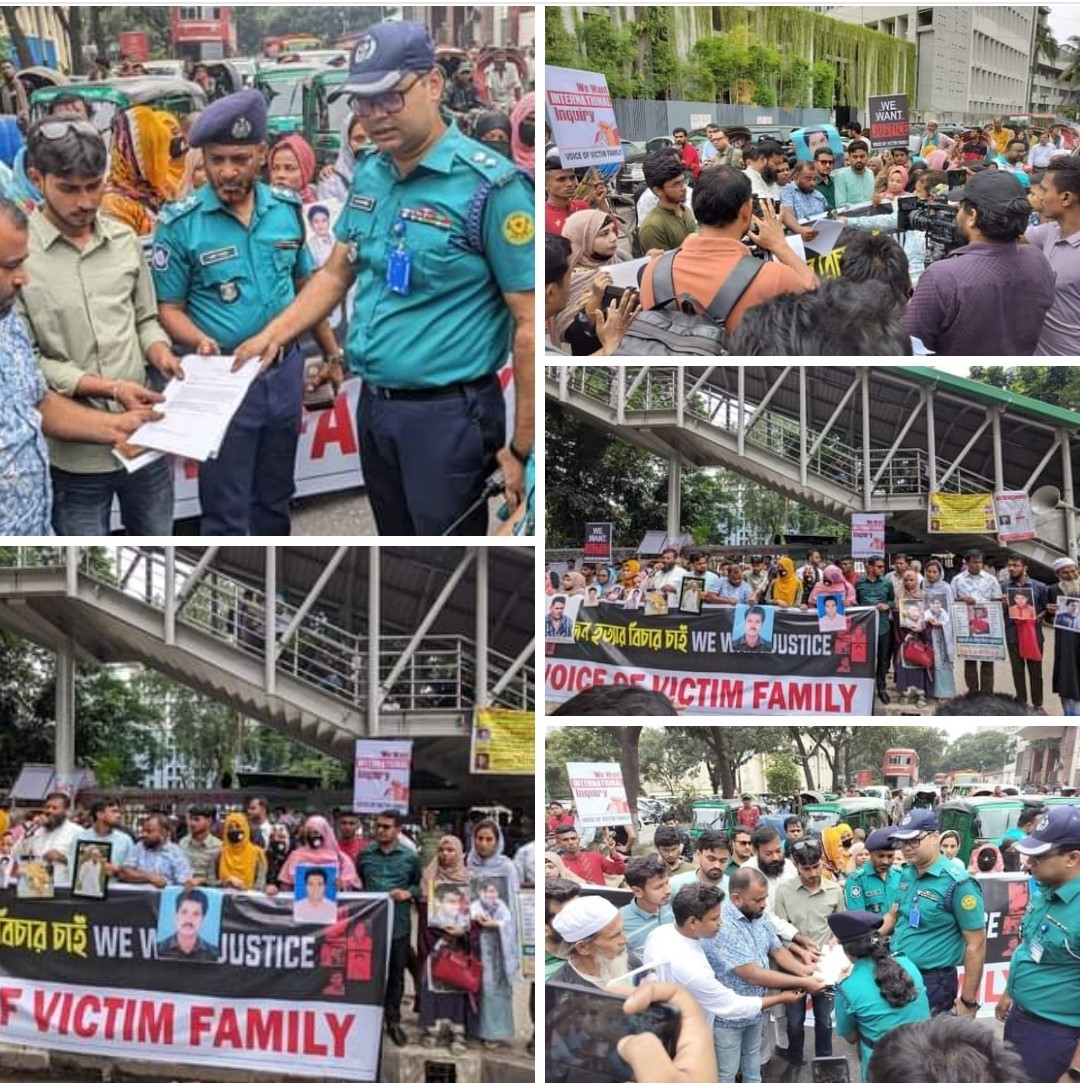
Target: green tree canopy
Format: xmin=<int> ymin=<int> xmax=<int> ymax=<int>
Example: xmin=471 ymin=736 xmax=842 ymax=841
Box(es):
xmin=937 ymin=730 xmax=1016 ymax=775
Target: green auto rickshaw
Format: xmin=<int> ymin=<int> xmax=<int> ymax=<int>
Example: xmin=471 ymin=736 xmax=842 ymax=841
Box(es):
xmin=690 ymin=798 xmax=733 ymax=841
xmin=302 ymin=68 xmax=348 ymax=168
xmin=801 ymin=797 xmax=890 ymax=838
xmin=253 ymin=64 xmax=318 ymax=141
xmin=30 ymin=77 xmax=208 ymax=136
xmin=937 ymin=796 xmax=1031 ymax=866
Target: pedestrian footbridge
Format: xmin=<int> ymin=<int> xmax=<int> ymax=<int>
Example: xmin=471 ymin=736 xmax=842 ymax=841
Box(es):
xmin=546 ymin=365 xmax=1080 ymax=565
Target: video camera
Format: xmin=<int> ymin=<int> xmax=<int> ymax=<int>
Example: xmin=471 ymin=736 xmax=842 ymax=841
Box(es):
xmin=896 ymin=195 xmax=962 ymax=264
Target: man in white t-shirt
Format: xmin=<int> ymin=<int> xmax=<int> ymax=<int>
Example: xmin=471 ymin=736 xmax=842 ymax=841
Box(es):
xmin=484 ymin=53 xmax=521 ymax=110
xmin=14 ymin=792 xmax=82 ymax=889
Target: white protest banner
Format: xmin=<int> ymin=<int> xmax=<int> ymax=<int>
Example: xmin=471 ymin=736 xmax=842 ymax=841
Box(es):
xmin=353 ymin=740 xmax=412 ymax=814
xmin=994 ymin=491 xmax=1036 ymax=543
xmin=952 ymin=601 xmax=1007 ymax=662
xmin=545 ymin=66 xmax=625 ymax=168
xmin=566 ymin=763 xmax=632 ymax=828
xmin=851 ymin=513 xmax=886 ymax=559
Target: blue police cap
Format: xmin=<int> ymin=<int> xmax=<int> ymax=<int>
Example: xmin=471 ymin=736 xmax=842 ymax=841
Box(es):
xmin=827 ymin=909 xmax=883 ymax=944
xmin=1014 ymin=805 xmax=1080 ymax=856
xmin=329 ymin=21 xmax=436 ymax=99
xmin=189 ymin=88 xmax=267 ymax=148
xmin=891 ymin=808 xmax=939 ymax=839
xmin=865 ymin=828 xmax=898 ymax=852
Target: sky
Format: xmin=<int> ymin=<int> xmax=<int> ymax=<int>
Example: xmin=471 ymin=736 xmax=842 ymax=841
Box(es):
xmin=1048 ymin=5 xmax=1080 ymax=46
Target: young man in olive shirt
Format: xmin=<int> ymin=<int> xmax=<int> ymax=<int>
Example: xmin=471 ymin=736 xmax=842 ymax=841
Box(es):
xmin=638 ymin=151 xmax=696 ymax=253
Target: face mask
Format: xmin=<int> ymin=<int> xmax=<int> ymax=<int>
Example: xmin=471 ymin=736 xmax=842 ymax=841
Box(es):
xmin=841 ymin=838 xmax=853 ymax=849
xmin=270 ymin=841 xmax=288 ymax=855
xmin=519 ymin=121 xmax=534 ymax=147
xmin=486 ymin=140 xmax=512 ymax=159
xmin=308 ymin=833 xmax=324 ymax=848
xmin=227 ymin=829 xmax=244 ymax=844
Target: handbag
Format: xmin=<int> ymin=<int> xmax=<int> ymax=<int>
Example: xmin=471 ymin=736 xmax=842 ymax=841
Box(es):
xmin=902 ymin=635 xmax=934 ymax=669
xmin=431 ymin=940 xmax=483 ymax=1000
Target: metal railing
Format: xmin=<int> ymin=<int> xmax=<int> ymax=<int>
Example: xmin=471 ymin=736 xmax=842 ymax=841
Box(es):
xmin=0 ymin=547 xmax=533 ymax=713
xmin=549 ymin=365 xmax=996 ymax=498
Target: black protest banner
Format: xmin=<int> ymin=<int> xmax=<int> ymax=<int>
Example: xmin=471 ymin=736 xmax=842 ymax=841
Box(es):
xmin=0 ymin=888 xmax=391 ymax=1079
xmin=962 ymin=872 xmax=1031 ymax=1017
xmin=545 ymin=603 xmax=878 ymax=714
xmin=869 ymin=94 xmax=910 ymax=149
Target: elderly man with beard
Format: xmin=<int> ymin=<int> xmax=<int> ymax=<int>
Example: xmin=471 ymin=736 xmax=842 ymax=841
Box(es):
xmin=549 ymin=895 xmax=636 ymax=988
xmin=644 ymin=884 xmax=804 ymax=1034
xmin=705 ymin=869 xmax=827 ymax=1083
xmin=1047 ymin=556 xmax=1080 ymax=714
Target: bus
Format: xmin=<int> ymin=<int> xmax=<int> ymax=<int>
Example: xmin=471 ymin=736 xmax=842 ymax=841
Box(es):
xmin=883 ymin=748 xmax=919 ymax=789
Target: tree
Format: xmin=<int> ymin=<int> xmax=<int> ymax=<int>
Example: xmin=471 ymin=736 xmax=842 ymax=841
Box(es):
xmin=639 ymin=728 xmax=705 ymax=794
xmin=545 ymin=726 xmax=623 ymax=797
xmin=765 ymin=753 xmax=802 ymax=796
xmin=848 ymin=726 xmax=949 ymax=783
xmin=692 ymin=727 xmax=788 ymax=796
xmin=968 ymin=366 xmax=1080 ymax=414
xmin=937 ymin=731 xmax=1016 ymax=775
xmin=52 ymin=7 xmax=85 ymax=76
xmin=0 ymin=8 xmax=33 ymax=66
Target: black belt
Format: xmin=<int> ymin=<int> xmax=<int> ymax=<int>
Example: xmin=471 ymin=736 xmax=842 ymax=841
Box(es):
xmin=1014 ymin=1004 xmax=1080 ymax=1036
xmin=363 ymin=373 xmax=497 ymax=401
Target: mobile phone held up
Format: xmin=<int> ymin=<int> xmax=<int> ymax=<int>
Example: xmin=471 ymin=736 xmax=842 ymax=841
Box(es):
xmin=546 ymin=981 xmax=681 ymax=1083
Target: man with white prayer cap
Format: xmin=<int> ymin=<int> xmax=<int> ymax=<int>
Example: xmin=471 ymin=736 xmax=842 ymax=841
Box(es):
xmin=1048 ymin=555 xmax=1080 ymax=714
xmin=548 ymin=894 xmax=639 ymax=987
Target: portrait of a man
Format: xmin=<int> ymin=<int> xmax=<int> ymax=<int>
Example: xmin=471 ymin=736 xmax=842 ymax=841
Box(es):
xmin=157 ymin=887 xmax=220 ymax=962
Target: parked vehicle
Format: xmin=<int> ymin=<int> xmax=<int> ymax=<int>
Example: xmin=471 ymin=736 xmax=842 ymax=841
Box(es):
xmin=29 ymin=78 xmax=208 ymax=135
xmin=937 ymin=796 xmax=1030 ymax=865
xmin=801 ymin=797 xmax=890 ymax=838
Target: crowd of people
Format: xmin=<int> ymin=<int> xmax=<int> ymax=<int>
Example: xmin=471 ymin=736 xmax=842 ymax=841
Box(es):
xmin=546 ymin=546 xmax=1080 ymax=715
xmin=543 ymin=115 xmax=1080 ymax=356
xmin=0 ymin=793 xmax=534 ymax=1057
xmin=0 ymin=22 xmax=535 ymax=537
xmin=545 ymin=792 xmax=1080 ymax=1083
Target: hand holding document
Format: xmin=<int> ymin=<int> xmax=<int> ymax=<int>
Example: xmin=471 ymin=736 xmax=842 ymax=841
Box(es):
xmin=115 ymin=355 xmax=261 ymax=469
xmin=801 ymin=216 xmax=846 ymax=257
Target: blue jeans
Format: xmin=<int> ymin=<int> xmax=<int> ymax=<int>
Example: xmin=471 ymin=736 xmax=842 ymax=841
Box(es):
xmin=714 ymin=1019 xmax=762 ymax=1083
xmin=51 ymin=457 xmax=174 ymax=536
xmin=786 ymin=990 xmax=833 ymax=1066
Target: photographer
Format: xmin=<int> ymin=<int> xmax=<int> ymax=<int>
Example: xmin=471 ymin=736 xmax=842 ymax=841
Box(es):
xmin=905 ymin=171 xmax=1055 ymax=355
xmin=638 ymin=166 xmax=815 ymax=332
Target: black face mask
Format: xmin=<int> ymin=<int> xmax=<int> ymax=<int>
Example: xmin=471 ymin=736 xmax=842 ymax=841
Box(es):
xmin=519 ymin=121 xmax=535 ymax=147
xmin=227 ymin=829 xmax=244 ymax=844
xmin=270 ymin=841 xmax=288 ymax=855
xmin=308 ymin=833 xmax=324 ymax=848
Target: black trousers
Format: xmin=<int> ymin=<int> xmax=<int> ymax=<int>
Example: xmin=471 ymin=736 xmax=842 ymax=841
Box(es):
xmin=1008 ymin=643 xmax=1044 ymax=707
xmin=920 ymin=965 xmax=959 ymax=1016
xmin=384 ymin=934 xmax=410 ymax=1025
xmin=875 ymin=628 xmax=891 ymax=692
xmin=963 ymin=659 xmax=995 ymax=694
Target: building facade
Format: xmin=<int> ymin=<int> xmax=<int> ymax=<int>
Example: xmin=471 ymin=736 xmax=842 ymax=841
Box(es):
xmin=3 ymin=6 xmax=70 ymax=71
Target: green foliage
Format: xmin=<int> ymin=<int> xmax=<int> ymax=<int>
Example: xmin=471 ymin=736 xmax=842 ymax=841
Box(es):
xmin=811 ymin=62 xmax=835 ymax=110
xmin=968 ymin=366 xmax=1080 ymax=414
xmin=937 ymin=731 xmax=1016 ymax=775
xmin=639 ymin=728 xmax=705 ymax=793
xmin=780 ymin=57 xmax=812 ymax=111
xmin=847 ymin=726 xmax=949 ymax=783
xmin=545 ymin=726 xmax=623 ymax=798
xmin=765 ymin=753 xmax=803 ymax=795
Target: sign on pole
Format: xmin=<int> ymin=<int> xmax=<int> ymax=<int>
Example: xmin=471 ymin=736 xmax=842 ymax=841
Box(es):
xmin=994 ymin=491 xmax=1036 ymax=543
xmin=851 ymin=513 xmax=886 ymax=559
xmin=545 ymin=66 xmax=625 ymax=169
xmin=583 ymin=522 xmax=614 ymax=563
xmin=353 ymin=740 xmax=412 ymax=814
xmin=928 ymin=491 xmax=997 ymax=534
xmin=566 ymin=763 xmax=633 ymax=828
xmin=470 ymin=709 xmax=534 ymax=775
xmin=868 ymin=94 xmax=910 ymax=150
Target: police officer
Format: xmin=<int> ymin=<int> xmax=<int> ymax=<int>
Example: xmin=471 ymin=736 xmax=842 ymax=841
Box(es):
xmin=844 ymin=828 xmax=902 ymax=915
xmin=152 ymin=89 xmax=330 ymax=535
xmin=235 ymin=21 xmax=535 ymax=536
xmin=830 ymin=909 xmax=930 ymax=1079
xmin=881 ymin=809 xmax=986 ymax=1017
xmin=998 ymin=806 xmax=1080 ymax=1083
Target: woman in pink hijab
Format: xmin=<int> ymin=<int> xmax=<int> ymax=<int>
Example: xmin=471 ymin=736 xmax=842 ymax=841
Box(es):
xmin=273 ymin=814 xmax=361 ymax=891
xmin=269 ymin=134 xmax=318 ymax=203
xmin=807 ymin=564 xmax=857 ymax=607
xmin=510 ymin=92 xmax=534 ymax=175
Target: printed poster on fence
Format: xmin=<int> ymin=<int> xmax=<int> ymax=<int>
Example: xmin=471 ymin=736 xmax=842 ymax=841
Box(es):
xmin=583 ymin=522 xmax=614 ymax=564
xmin=994 ymin=491 xmax=1036 ymax=544
xmin=928 ymin=491 xmax=998 ymax=535
xmin=547 ymin=604 xmax=879 ymax=715
xmin=353 ymin=739 xmax=412 ymax=814
xmin=545 ymin=66 xmax=624 ymax=168
xmin=470 ymin=708 xmax=534 ymax=775
xmin=0 ymin=887 xmax=391 ymax=1080
xmin=566 ymin=763 xmax=633 ymax=828
xmin=952 ymin=600 xmax=1007 ymax=662
xmin=851 ymin=513 xmax=886 ymax=559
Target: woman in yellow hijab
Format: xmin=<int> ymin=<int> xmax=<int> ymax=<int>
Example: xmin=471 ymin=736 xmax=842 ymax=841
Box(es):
xmin=217 ymin=811 xmax=267 ymax=891
xmin=822 ymin=823 xmax=855 ymax=880
xmin=101 ymin=106 xmax=189 ymax=235
xmin=765 ymin=556 xmax=803 ymax=608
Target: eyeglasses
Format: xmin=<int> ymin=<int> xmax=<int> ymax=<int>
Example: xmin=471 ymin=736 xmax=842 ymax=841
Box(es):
xmin=348 ymin=73 xmax=427 ymax=117
xmin=898 ymin=833 xmax=930 ymax=848
xmin=36 ymin=119 xmax=99 ymax=141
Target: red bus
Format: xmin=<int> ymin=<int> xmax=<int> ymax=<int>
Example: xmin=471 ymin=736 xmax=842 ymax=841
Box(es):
xmin=883 ymin=748 xmax=919 ymax=789
xmin=170 ymin=7 xmax=236 ymax=61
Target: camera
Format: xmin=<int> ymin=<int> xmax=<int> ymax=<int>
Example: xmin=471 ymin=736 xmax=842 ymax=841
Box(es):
xmin=897 ymin=195 xmax=962 ymax=264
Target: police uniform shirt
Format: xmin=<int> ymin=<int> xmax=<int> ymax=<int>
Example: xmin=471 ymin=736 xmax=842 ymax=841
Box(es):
xmin=333 ymin=122 xmax=533 ymax=390
xmin=844 ymin=863 xmax=902 ymax=915
xmin=151 ymin=183 xmax=314 ymax=353
xmin=890 ymin=855 xmax=985 ymax=969
xmin=834 ymin=953 xmax=930 ymax=1073
xmin=1006 ymin=874 xmax=1080 ymax=1027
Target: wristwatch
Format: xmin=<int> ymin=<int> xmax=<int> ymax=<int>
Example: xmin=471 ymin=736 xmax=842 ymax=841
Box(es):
xmin=509 ymin=442 xmax=532 ymax=465
xmin=1066 ymin=1069 xmax=1080 ymax=1081
xmin=959 ymin=996 xmax=981 ymax=1011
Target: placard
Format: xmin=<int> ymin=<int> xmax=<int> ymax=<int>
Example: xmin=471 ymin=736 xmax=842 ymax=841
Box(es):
xmin=928 ymin=491 xmax=997 ymax=534
xmin=545 ymin=66 xmax=625 ymax=168
xmin=583 ymin=522 xmax=614 ymax=563
xmin=952 ymin=600 xmax=1007 ymax=661
xmin=470 ymin=708 xmax=534 ymax=775
xmin=851 ymin=513 xmax=886 ymax=559
xmin=352 ymin=740 xmax=412 ymax=814
xmin=868 ymin=93 xmax=910 ymax=150
xmin=565 ymin=763 xmax=632 ymax=828
xmin=994 ymin=491 xmax=1036 ymax=543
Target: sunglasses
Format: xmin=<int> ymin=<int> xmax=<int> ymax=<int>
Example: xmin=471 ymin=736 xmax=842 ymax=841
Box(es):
xmin=791 ymin=840 xmax=823 ymax=861
xmin=36 ymin=119 xmax=99 ymax=141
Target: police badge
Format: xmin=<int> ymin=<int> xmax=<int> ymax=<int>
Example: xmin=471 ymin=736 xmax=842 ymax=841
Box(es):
xmin=219 ymin=282 xmax=240 ymax=304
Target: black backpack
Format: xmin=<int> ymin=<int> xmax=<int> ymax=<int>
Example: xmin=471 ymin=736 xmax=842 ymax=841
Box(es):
xmin=618 ymin=249 xmax=765 ymax=356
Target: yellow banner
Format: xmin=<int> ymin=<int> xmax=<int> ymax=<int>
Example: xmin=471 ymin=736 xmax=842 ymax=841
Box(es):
xmin=470 ymin=709 xmax=534 ymax=775
xmin=928 ymin=491 xmax=998 ymax=534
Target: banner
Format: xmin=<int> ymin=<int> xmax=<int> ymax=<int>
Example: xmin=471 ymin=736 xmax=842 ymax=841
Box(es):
xmin=583 ymin=522 xmax=614 ymax=564
xmin=545 ymin=66 xmax=624 ymax=168
xmin=546 ymin=604 xmax=878 ymax=715
xmin=928 ymin=491 xmax=997 ymax=534
xmin=868 ymin=93 xmax=909 ymax=150
xmin=518 ymin=889 xmax=535 ymax=982
xmin=994 ymin=491 xmax=1036 ymax=544
xmin=953 ymin=600 xmax=1007 ymax=661
xmin=851 ymin=513 xmax=886 ymax=559
xmin=353 ymin=740 xmax=412 ymax=814
xmin=964 ymin=872 xmax=1030 ymax=1018
xmin=470 ymin=709 xmax=534 ymax=775
xmin=0 ymin=888 xmax=390 ymax=1080
xmin=566 ymin=763 xmax=632 ymax=828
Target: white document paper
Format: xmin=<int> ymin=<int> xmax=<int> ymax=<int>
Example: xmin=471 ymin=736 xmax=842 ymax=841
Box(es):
xmin=813 ymin=941 xmax=852 ymax=986
xmin=802 ymin=217 xmax=847 ymax=257
xmin=126 ymin=355 xmax=261 ymax=462
xmin=784 ymin=234 xmax=807 ymax=262
xmin=607 ymin=256 xmax=650 ymax=290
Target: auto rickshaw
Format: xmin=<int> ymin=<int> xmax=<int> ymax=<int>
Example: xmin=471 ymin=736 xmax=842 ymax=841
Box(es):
xmin=29 ymin=77 xmax=208 ymax=136
xmin=253 ymin=64 xmax=318 ymax=140
xmin=689 ymin=798 xmax=733 ymax=840
xmin=937 ymin=796 xmax=1031 ymax=866
xmin=302 ymin=67 xmax=348 ymax=168
xmin=16 ymin=66 xmax=69 ymax=95
xmin=801 ymin=797 xmax=890 ymax=838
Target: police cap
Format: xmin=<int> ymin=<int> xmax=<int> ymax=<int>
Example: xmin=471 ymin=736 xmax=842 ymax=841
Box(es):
xmin=891 ymin=809 xmax=939 ymax=839
xmin=864 ymin=827 xmax=898 ymax=852
xmin=189 ymin=88 xmax=267 ymax=148
xmin=827 ymin=908 xmax=883 ymax=944
xmin=329 ymin=21 xmax=436 ymax=99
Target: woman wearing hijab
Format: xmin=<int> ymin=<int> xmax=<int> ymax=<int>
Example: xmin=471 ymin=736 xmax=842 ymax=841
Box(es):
xmin=265 ymin=822 xmax=294 ymax=890
xmin=101 ymin=106 xmax=188 ymax=235
xmin=317 ymin=114 xmax=368 ymax=203
xmin=510 ymin=91 xmax=535 ymax=175
xmin=473 ymin=111 xmax=513 ymax=158
xmin=465 ymin=819 xmax=519 ymax=1049
xmin=544 ymin=850 xmax=588 ymax=885
xmin=217 ymin=811 xmax=268 ymax=891
xmin=938 ymin=830 xmax=965 ymax=872
xmin=269 ymin=134 xmax=318 ymax=203
xmin=895 ymin=568 xmax=933 ymax=708
xmin=560 ymin=570 xmax=587 ymax=597
xmin=764 ymin=556 xmax=804 ymax=609
xmin=419 ymin=835 xmax=476 ymax=1055
xmin=807 ymin=564 xmax=857 ymax=608
xmin=554 ymin=209 xmax=625 ymax=351
xmin=922 ymin=560 xmax=956 ymax=701
xmin=273 ymin=814 xmax=361 ymax=892
xmin=822 ymin=824 xmax=855 ymax=881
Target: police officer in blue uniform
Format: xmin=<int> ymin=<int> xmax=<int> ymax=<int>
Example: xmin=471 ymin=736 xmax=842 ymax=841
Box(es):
xmin=235 ymin=21 xmax=535 ymax=536
xmin=152 ymin=89 xmax=321 ymax=535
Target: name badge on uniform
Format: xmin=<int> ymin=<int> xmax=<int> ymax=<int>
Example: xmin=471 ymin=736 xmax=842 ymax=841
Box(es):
xmin=909 ymin=907 xmax=921 ymax=929
xmin=219 ymin=282 xmax=240 ymax=304
xmin=1029 ymin=940 xmax=1044 ymax=963
xmin=200 ymin=246 xmax=239 ymax=266
xmin=386 ymin=220 xmax=412 ymax=295
xmin=350 ymin=195 xmax=376 ymax=212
